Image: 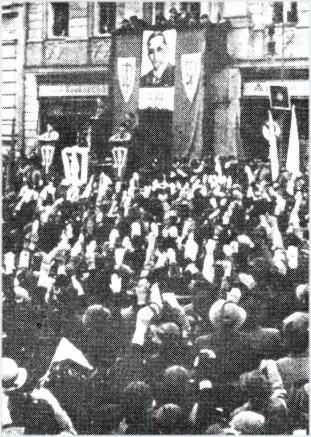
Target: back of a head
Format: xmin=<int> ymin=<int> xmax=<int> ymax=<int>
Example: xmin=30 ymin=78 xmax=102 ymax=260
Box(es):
xmin=25 ymin=398 xmax=60 ymax=435
xmin=122 ymin=381 xmax=152 ymax=422
xmin=283 ymin=312 xmax=309 ymax=354
xmin=243 ymin=369 xmax=271 ymax=408
xmin=230 ymin=411 xmax=265 ymax=435
xmin=209 ymin=299 xmax=246 ymax=332
xmin=82 ymin=305 xmax=111 ymax=332
xmin=153 ymin=403 xmax=184 ymax=434
xmin=163 ymin=366 xmax=189 ymax=402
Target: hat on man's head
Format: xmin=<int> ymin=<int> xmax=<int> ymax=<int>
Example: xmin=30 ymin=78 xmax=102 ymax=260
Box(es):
xmin=151 ymin=322 xmax=181 ymax=344
xmin=122 ymin=381 xmax=152 ymax=419
xmin=2 ymin=358 xmax=27 ymax=392
xmin=229 ymin=411 xmax=265 ymax=435
xmin=283 ymin=311 xmax=308 ymax=331
xmin=283 ymin=312 xmax=308 ymax=354
xmin=296 ymin=284 xmax=308 ymax=303
xmin=82 ymin=305 xmax=111 ymax=329
xmin=209 ymin=299 xmax=246 ymax=330
xmin=163 ymin=366 xmax=190 ymax=390
xmin=14 ymin=286 xmax=30 ymax=303
xmin=153 ymin=404 xmax=184 ymax=433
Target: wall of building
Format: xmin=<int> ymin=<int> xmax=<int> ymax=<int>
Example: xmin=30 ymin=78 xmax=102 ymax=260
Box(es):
xmin=24 ymin=73 xmax=40 ymax=155
xmin=226 ymin=1 xmax=309 ymax=61
xmin=21 ymin=1 xmax=310 ymax=158
xmin=2 ymin=3 xmax=26 ymax=152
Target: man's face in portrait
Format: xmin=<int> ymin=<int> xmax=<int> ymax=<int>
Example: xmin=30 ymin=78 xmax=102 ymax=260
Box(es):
xmin=148 ymin=34 xmax=168 ymax=72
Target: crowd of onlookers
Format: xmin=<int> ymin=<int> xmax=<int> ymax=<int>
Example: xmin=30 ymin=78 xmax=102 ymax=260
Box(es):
xmin=2 ymin=150 xmax=309 ymax=434
xmin=118 ymin=7 xmax=214 ymax=32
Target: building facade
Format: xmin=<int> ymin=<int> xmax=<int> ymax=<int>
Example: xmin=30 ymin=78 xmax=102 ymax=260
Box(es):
xmin=2 ymin=2 xmax=27 ymax=153
xmin=3 ymin=1 xmax=309 ymax=161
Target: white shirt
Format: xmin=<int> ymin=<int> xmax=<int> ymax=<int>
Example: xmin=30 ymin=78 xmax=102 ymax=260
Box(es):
xmin=38 ymin=130 xmax=59 ymax=142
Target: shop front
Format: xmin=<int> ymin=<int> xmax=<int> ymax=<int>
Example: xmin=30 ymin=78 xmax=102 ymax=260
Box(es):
xmin=37 ymin=75 xmax=112 ymax=162
xmin=240 ymin=77 xmax=309 ymax=165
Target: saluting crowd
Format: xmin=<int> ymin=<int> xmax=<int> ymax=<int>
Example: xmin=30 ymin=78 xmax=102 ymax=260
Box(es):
xmin=2 ymin=150 xmax=309 ymax=434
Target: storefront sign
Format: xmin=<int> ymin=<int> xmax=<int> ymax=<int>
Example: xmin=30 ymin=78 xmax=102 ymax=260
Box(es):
xmin=243 ymin=81 xmax=308 ymax=97
xmin=39 ymin=84 xmax=109 ymax=97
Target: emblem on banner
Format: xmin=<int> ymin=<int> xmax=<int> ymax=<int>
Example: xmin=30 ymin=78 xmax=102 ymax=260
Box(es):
xmin=41 ymin=145 xmax=55 ymax=174
xmin=181 ymin=53 xmax=202 ymax=103
xmin=118 ymin=57 xmax=136 ymax=103
xmin=62 ymin=146 xmax=89 ymax=186
xmin=262 ymin=120 xmax=281 ymax=141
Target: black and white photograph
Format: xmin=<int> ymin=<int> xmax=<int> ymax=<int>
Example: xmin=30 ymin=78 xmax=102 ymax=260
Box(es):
xmin=1 ymin=1 xmax=309 ymax=435
xmin=140 ymin=29 xmax=176 ymax=87
xmin=139 ymin=28 xmax=176 ymax=110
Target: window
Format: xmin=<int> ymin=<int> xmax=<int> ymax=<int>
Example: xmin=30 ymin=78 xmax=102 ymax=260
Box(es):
xmin=287 ymin=2 xmax=298 ymax=23
xmin=2 ymin=13 xmax=17 ymax=40
xmin=180 ymin=2 xmax=201 ymax=16
xmin=273 ymin=2 xmax=298 ymax=24
xmin=143 ymin=3 xmax=153 ymax=25
xmin=155 ymin=3 xmax=165 ymax=19
xmin=51 ymin=2 xmax=69 ymax=37
xmin=143 ymin=2 xmax=165 ymax=25
xmin=98 ymin=2 xmax=116 ymax=33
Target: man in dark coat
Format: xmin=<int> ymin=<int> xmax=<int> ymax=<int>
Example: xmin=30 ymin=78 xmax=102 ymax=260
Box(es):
xmin=140 ymin=31 xmax=175 ymax=87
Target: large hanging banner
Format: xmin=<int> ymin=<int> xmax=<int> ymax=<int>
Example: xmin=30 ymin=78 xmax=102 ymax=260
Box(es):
xmin=118 ymin=57 xmax=136 ymax=103
xmin=113 ymin=32 xmax=142 ymax=130
xmin=113 ymin=28 xmax=207 ymax=162
xmin=139 ymin=29 xmax=176 ymax=111
xmin=172 ymin=28 xmax=206 ymax=159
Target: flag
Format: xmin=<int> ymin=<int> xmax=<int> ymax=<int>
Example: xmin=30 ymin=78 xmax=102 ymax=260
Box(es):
xmin=50 ymin=338 xmax=93 ymax=370
xmin=268 ymin=110 xmax=279 ymax=181
xmin=286 ymin=105 xmax=300 ymax=177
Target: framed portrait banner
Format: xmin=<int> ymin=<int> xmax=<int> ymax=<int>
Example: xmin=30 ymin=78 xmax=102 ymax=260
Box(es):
xmin=139 ymin=29 xmax=177 ymax=111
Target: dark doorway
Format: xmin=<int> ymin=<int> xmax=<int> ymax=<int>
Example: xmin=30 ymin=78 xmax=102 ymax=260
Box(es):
xmin=40 ymin=98 xmax=96 ymax=146
xmin=240 ymin=98 xmax=271 ymax=160
xmin=241 ymin=97 xmax=309 ymax=166
xmin=39 ymin=98 xmax=112 ymax=164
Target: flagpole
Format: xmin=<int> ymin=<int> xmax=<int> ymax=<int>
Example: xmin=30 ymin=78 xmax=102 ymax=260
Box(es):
xmin=268 ymin=110 xmax=279 ymax=182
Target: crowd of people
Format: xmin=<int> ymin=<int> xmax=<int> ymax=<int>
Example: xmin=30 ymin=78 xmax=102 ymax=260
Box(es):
xmin=118 ymin=7 xmax=214 ymax=32
xmin=2 ymin=149 xmax=309 ymax=434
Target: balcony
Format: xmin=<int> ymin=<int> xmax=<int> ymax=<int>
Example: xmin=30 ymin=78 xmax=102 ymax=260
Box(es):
xmin=25 ymin=35 xmax=112 ymax=68
xmin=227 ymin=21 xmax=309 ymax=62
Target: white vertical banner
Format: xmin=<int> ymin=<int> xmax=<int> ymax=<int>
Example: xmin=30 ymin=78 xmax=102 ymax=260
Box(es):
xmin=286 ymin=105 xmax=300 ymax=177
xmin=268 ymin=110 xmax=279 ymax=181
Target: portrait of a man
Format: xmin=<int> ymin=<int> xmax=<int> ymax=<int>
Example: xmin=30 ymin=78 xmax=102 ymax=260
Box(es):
xmin=140 ymin=30 xmax=176 ymax=88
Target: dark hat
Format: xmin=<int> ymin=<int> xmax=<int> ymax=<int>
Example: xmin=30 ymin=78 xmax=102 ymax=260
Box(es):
xmin=122 ymin=381 xmax=152 ymax=419
xmin=163 ymin=366 xmax=190 ymax=390
xmin=153 ymin=404 xmax=184 ymax=433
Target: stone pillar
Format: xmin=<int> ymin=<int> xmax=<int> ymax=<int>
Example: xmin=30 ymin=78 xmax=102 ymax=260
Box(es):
xmin=210 ymin=68 xmax=242 ymax=157
xmin=24 ymin=73 xmax=39 ymax=156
